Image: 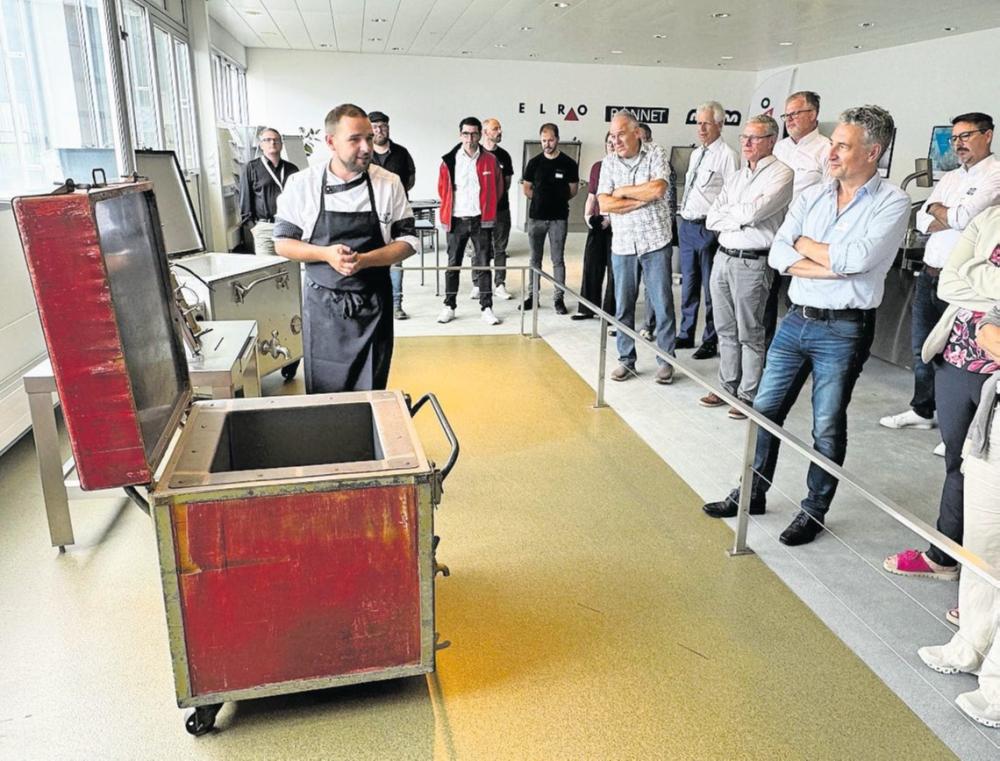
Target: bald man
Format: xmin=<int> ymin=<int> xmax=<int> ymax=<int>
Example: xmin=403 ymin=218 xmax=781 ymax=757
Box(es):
xmin=480 ymin=117 xmax=515 ymax=300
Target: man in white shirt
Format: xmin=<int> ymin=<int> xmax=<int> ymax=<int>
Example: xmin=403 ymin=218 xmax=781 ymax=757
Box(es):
xmin=765 ymin=91 xmax=833 ymax=343
xmin=677 ymin=101 xmax=739 ymax=360
xmin=880 ymin=112 xmax=1000 ymax=434
xmin=703 ymin=115 xmax=794 ymax=418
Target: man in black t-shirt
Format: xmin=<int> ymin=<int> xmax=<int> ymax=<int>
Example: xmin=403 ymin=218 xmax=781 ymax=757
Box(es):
xmin=480 ymin=118 xmax=515 ymax=300
xmin=521 ymin=123 xmax=579 ymax=314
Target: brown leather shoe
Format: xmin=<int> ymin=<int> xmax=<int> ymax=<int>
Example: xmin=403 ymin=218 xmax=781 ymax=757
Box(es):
xmin=699 ymin=392 xmax=726 ymax=408
xmin=728 ymin=406 xmax=748 ymax=420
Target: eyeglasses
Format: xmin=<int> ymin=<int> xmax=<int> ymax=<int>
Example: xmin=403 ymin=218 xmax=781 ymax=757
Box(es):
xmin=949 ymin=129 xmax=989 ymax=145
xmin=260 ymin=137 xmax=282 ymax=143
xmin=460 ymin=131 xmax=480 ymax=138
xmin=738 ymin=133 xmax=775 ymax=144
xmin=779 ymin=108 xmax=815 ymax=121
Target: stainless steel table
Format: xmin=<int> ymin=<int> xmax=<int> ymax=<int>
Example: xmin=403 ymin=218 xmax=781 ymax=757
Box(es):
xmin=23 ymin=320 xmax=259 ymax=549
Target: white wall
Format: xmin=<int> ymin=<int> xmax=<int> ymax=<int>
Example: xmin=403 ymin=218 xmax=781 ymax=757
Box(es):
xmin=246 ymin=50 xmax=754 ymax=226
xmin=209 ymin=18 xmax=246 ymax=67
xmin=756 ymin=27 xmax=1000 ymax=197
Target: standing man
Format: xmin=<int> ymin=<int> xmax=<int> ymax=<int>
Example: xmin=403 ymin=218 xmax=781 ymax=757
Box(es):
xmin=677 ymin=102 xmax=739 ymax=359
xmin=880 ymin=112 xmax=1000 ymax=436
xmin=522 ymin=123 xmax=580 ymax=314
xmin=239 ymin=127 xmax=299 ymax=256
xmin=702 ymin=106 xmax=910 ymax=546
xmin=572 ymin=132 xmax=617 ymax=320
xmin=369 ymin=110 xmax=416 ymax=321
xmin=598 ymin=110 xmax=678 ymax=384
xmin=766 ymin=91 xmax=833 ymax=342
xmin=480 ymin=118 xmax=515 ymax=301
xmin=273 ymin=104 xmax=417 ymax=393
xmin=436 ymin=116 xmax=504 ymax=326
xmin=703 ymin=115 xmax=794 ymax=418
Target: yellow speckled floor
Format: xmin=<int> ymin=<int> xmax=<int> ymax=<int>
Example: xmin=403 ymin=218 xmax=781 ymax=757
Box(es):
xmin=0 ymin=334 xmax=954 ymax=760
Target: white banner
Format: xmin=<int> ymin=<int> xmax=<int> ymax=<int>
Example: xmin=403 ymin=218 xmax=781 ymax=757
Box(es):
xmin=748 ymin=68 xmax=796 ymax=120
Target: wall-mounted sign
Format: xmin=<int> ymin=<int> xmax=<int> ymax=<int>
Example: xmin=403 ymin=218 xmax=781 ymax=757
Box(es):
xmin=517 ymin=103 xmax=589 ymax=120
xmin=604 ymin=105 xmax=669 ymax=124
xmin=684 ymin=108 xmax=742 ymax=127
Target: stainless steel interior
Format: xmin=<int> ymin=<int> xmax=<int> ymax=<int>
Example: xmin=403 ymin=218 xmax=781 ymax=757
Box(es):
xmin=158 ymin=391 xmax=429 ymax=491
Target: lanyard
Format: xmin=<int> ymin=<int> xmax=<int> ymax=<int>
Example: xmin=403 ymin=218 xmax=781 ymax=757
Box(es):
xmin=261 ymin=157 xmax=286 ymax=190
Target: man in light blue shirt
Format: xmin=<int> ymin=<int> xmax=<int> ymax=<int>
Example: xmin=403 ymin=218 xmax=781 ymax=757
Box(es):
xmin=703 ymin=105 xmax=910 ymax=546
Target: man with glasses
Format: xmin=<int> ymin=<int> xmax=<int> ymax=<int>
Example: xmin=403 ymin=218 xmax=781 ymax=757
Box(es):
xmin=369 ymin=111 xmax=416 ymax=320
xmin=677 ymin=101 xmax=739 ymax=360
xmin=436 ymin=116 xmax=504 ymax=326
xmin=598 ymin=110 xmax=678 ymax=384
xmin=703 ymin=106 xmax=909 ymax=546
xmin=765 ymin=91 xmax=832 ymax=342
xmin=880 ymin=113 xmax=1000 ymax=443
xmin=702 ymin=115 xmax=793 ymax=419
xmin=239 ymin=127 xmax=299 ymax=256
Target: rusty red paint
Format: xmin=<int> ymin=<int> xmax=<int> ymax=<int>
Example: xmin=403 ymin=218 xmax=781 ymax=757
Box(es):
xmin=13 ymin=191 xmax=149 ymax=489
xmin=170 ymin=485 xmax=423 ymax=695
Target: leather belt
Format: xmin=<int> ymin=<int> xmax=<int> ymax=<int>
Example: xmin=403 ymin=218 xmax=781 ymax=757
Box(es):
xmin=720 ymin=246 xmax=768 ymax=260
xmin=794 ymin=304 xmax=867 ymax=322
xmin=923 ymin=265 xmax=942 ymax=277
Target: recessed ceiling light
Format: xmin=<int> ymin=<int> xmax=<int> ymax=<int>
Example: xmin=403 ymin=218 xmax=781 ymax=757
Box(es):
xmin=943 ymin=26 xmax=958 ymax=31
xmin=653 ymin=34 xmax=667 ymax=39
xmin=368 ymin=37 xmax=382 ymax=42
xmin=858 ymin=21 xmax=874 ymax=28
xmin=528 ymin=53 xmax=537 ymax=57
xmin=593 ymin=56 xmax=602 ymax=61
xmin=853 ymin=44 xmax=863 ymax=49
xmin=520 ymin=26 xmax=533 ymax=31
xmin=245 ymin=9 xmax=262 ymax=15
xmin=711 ymin=12 xmax=730 ymax=19
xmin=319 ymin=43 xmax=330 ymax=48
xmin=391 ymin=46 xmax=401 ymax=51
xmin=495 ymin=43 xmax=506 ymax=48
xmin=553 ymin=2 xmax=570 ymax=7
xmin=461 ymin=50 xmax=471 ymax=55
xmin=370 ymin=17 xmax=387 ymax=22
xmin=779 ymin=41 xmax=793 ymax=46
xmin=720 ymin=55 xmax=734 ymax=60
xmin=655 ymin=59 xmax=662 ymax=63
xmin=611 ymin=49 xmax=623 ymax=54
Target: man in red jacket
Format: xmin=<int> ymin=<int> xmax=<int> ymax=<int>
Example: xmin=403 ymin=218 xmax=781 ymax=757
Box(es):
xmin=437 ymin=116 xmax=504 ymax=325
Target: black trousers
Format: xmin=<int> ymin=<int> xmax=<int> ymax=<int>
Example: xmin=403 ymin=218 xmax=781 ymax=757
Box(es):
xmin=444 ymin=216 xmax=493 ymax=309
xmin=576 ymin=217 xmax=615 ymax=317
xmin=927 ymin=361 xmax=992 ymax=566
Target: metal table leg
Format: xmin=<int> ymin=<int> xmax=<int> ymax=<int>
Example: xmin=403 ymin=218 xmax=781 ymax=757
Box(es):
xmin=25 ymin=385 xmax=74 ymax=548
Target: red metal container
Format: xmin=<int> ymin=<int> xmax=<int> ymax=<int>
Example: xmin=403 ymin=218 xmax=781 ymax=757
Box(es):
xmin=13 ymin=183 xmax=456 ymax=735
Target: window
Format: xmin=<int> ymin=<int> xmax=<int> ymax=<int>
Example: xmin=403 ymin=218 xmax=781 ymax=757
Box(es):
xmin=121 ymin=0 xmax=158 ymax=150
xmin=0 ymin=0 xmax=118 ymax=197
xmin=211 ymin=52 xmax=247 ymax=127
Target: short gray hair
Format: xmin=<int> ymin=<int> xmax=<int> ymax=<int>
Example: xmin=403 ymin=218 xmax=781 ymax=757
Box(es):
xmin=697 ymin=101 xmax=726 ymax=125
xmin=839 ymin=105 xmax=895 ymax=158
xmin=612 ymin=109 xmax=640 ymax=129
xmin=747 ymin=114 xmax=779 ymax=136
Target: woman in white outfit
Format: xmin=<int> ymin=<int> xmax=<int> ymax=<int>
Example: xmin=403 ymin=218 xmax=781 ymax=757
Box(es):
xmin=918 ymin=304 xmax=1000 ymax=727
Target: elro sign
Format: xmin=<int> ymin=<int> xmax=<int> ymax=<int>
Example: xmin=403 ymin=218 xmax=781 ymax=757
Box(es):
xmin=517 ymin=103 xmax=588 ymax=120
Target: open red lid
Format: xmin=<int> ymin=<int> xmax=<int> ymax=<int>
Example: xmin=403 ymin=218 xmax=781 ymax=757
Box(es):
xmin=13 ymin=182 xmax=192 ymax=489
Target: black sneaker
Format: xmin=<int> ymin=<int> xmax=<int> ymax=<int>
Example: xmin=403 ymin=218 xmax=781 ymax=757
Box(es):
xmin=675 ymin=336 xmax=695 ymax=349
xmin=554 ymin=300 xmax=568 ymax=315
xmin=692 ymin=341 xmax=718 ymax=360
xmin=779 ymin=511 xmax=824 ymax=545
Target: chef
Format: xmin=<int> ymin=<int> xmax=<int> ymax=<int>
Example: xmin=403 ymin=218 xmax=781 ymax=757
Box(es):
xmin=274 ymin=103 xmax=417 ymax=393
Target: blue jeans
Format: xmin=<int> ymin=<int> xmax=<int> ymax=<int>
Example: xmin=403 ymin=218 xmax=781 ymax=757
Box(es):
xmin=746 ymin=307 xmax=875 ymax=519
xmin=678 ymin=219 xmax=719 ymax=343
xmin=611 ymin=245 xmax=677 ymax=368
xmin=909 ymin=269 xmax=947 ymax=418
xmin=391 ymin=265 xmax=403 ymax=307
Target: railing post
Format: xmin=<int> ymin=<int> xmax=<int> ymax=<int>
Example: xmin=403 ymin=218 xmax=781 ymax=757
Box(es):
xmin=729 ymin=418 xmax=758 ymax=557
xmin=530 ymin=267 xmax=539 ymax=339
xmin=595 ymin=317 xmax=608 ymax=408
xmin=519 ymin=268 xmax=526 ymax=336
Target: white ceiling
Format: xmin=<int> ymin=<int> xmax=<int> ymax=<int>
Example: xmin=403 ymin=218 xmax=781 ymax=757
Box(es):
xmin=208 ymin=0 xmax=1000 ymax=71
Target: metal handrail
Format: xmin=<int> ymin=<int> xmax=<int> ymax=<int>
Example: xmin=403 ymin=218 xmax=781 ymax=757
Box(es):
xmin=405 ymin=261 xmax=1000 ymax=589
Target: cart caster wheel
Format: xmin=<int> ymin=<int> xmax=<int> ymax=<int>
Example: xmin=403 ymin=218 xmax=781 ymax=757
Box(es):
xmin=280 ymin=360 xmax=300 ymax=380
xmin=185 ymin=704 xmax=221 ymax=736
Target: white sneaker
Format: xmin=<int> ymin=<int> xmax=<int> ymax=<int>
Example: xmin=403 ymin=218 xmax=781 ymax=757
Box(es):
xmin=917 ymin=645 xmax=964 ymax=675
xmin=469 ymin=287 xmax=480 ymax=300
xmin=879 ymin=409 xmax=937 ymax=429
xmin=639 ymin=328 xmax=654 ymax=341
xmin=481 ymin=307 xmax=501 ymax=326
xmin=957 ymin=690 xmax=1000 ymax=728
xmin=437 ymin=306 xmax=456 ymax=324
xmin=494 ymin=284 xmax=513 ymax=300
xmin=934 ymin=441 xmax=946 ymax=457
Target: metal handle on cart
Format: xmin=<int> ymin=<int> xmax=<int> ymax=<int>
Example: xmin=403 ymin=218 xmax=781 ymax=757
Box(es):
xmin=232 ymin=270 xmax=290 ymax=303
xmin=410 ymin=393 xmax=459 ymax=483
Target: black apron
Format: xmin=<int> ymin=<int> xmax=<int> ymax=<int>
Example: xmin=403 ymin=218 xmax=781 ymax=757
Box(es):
xmin=302 ymin=170 xmax=393 ymax=393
